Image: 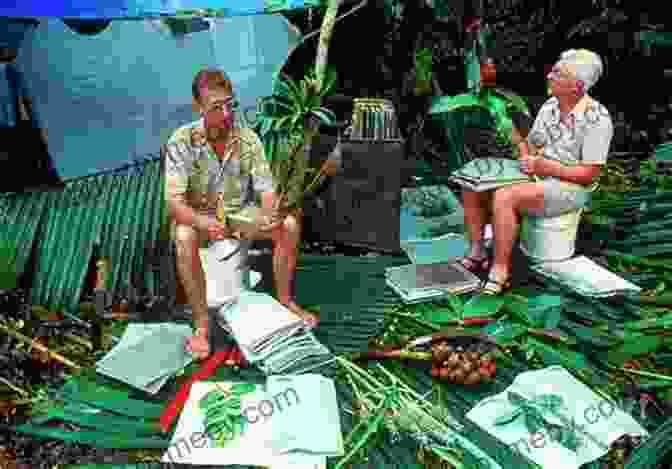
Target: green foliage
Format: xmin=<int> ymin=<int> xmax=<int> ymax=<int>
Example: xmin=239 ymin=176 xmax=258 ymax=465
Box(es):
xmin=252 ymin=68 xmax=338 ymax=208
xmin=414 ymin=47 xmax=434 ymax=96
xmin=502 ymin=294 xmax=564 ymax=328
xmin=254 ymin=67 xmax=338 ymax=164
xmin=264 ymin=0 xmax=323 ymax=13
xmin=428 ymin=88 xmax=531 ymax=149
xmin=0 ymin=235 xmax=18 ymax=290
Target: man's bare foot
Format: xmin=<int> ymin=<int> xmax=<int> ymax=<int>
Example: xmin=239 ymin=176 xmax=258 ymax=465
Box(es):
xmin=186 ymin=328 xmax=210 ymax=360
xmin=284 ymin=301 xmax=319 ymax=329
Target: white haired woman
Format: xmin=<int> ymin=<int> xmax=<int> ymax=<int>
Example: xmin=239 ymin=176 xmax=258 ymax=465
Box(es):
xmin=459 ymin=49 xmax=614 ymax=295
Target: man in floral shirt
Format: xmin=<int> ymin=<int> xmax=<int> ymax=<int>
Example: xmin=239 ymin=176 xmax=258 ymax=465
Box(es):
xmin=164 ymin=69 xmax=317 ymax=359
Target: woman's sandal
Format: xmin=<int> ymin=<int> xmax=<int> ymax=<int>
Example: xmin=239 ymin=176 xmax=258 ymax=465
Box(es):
xmin=458 ymin=256 xmax=491 ymax=275
xmin=302 ymin=315 xmax=320 ymax=330
xmin=480 ymin=273 xmax=512 ymax=296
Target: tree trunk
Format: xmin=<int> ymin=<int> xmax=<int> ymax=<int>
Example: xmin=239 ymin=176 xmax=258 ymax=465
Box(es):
xmin=315 ymin=0 xmax=343 ymax=93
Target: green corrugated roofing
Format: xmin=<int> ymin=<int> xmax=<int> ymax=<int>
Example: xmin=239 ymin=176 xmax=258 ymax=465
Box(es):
xmin=0 ymin=157 xmax=166 ymax=313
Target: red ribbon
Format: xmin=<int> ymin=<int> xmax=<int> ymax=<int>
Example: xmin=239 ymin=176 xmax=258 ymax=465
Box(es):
xmin=159 ymin=348 xmax=232 ymax=433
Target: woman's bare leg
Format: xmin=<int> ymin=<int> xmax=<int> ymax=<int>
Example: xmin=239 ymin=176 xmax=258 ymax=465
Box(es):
xmin=461 ymin=189 xmax=491 ymax=259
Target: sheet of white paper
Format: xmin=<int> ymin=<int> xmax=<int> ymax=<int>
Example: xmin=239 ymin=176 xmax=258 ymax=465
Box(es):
xmin=267 ymin=375 xmax=344 ymax=457
xmin=466 ymin=366 xmax=648 ymax=469
xmin=162 ymin=381 xmax=330 ymax=467
xmin=96 ymin=323 xmax=195 ymax=393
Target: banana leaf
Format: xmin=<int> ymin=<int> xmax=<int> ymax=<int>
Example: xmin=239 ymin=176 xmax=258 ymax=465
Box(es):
xmin=503 ymin=294 xmax=565 ymax=328
xmin=607 ymin=334 xmax=664 ymax=364
xmin=429 ymin=93 xmax=490 ymax=115
xmin=625 ymin=313 xmax=672 ymax=331
xmin=483 ymin=320 xmax=528 ymax=344
xmin=525 ymin=336 xmax=592 ymax=372
xmin=461 ymin=294 xmax=507 ymax=318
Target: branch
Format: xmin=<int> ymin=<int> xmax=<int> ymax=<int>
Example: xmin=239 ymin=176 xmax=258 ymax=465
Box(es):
xmin=315 ymin=0 xmax=344 ymax=93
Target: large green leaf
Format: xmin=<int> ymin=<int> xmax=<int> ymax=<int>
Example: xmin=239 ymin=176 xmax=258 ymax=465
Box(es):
xmin=526 ymin=337 xmax=591 ymax=371
xmin=462 ymin=294 xmax=507 ymax=318
xmin=320 ymin=67 xmax=338 ymax=97
xmin=428 ymin=94 xmax=490 ymax=115
xmin=493 ymin=88 xmax=531 ymax=116
xmin=310 ymin=108 xmax=337 ymax=126
xmin=483 ymin=320 xmax=528 ymax=344
xmin=607 ymin=334 xmax=664 ymax=364
xmin=424 ymin=306 xmax=461 ymax=324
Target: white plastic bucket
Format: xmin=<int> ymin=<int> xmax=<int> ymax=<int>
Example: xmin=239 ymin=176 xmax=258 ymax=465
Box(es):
xmin=199 ymin=239 xmax=251 ymax=308
xmin=520 ymin=208 xmax=584 ymax=263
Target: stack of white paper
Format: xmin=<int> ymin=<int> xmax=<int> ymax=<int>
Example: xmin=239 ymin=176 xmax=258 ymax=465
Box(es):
xmin=530 ymin=256 xmax=642 ymax=298
xmin=449 ymin=158 xmax=534 ymax=192
xmin=220 ymin=292 xmax=332 ymax=374
xmin=96 ymin=323 xmax=195 ymax=394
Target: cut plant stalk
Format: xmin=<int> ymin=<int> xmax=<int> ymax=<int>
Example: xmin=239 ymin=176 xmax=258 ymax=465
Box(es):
xmin=350 ymin=350 xmax=432 ymax=362
xmin=0 ymin=322 xmax=81 ymax=371
xmin=612 ymin=366 xmax=672 ymax=383
xmin=335 ymin=357 xmax=500 ymax=469
xmin=0 ymin=376 xmax=28 ymax=397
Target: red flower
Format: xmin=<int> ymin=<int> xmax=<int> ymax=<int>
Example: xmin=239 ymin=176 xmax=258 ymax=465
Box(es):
xmin=464 ymin=16 xmax=482 ymax=33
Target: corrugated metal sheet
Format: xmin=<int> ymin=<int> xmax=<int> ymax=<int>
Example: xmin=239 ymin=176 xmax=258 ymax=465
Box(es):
xmin=27 ymin=156 xmax=165 ymax=313
xmin=0 ymin=189 xmax=51 ymax=279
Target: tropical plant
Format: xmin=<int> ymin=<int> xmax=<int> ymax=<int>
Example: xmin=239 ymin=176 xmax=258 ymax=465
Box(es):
xmin=264 ymin=0 xmax=323 ymax=14
xmin=414 ymin=47 xmax=434 ymax=96
xmin=253 ymin=0 xmax=342 ymax=212
xmin=428 ymin=87 xmax=531 ymax=154
xmin=257 ymin=68 xmax=338 ymax=141
xmin=254 ymin=68 xmax=338 ymax=211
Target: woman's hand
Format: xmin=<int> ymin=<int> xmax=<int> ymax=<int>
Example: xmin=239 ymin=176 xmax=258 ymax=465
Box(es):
xmin=520 ymin=156 xmax=555 ymax=178
xmin=519 ymin=154 xmax=538 ymax=176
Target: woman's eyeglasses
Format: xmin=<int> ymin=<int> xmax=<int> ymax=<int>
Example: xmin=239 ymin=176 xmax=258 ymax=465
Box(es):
xmin=547 ymin=67 xmax=575 ymax=82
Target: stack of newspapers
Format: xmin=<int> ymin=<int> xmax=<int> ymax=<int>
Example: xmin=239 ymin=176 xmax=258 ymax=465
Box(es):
xmin=449 ymin=158 xmax=534 ymax=192
xmin=385 ymin=262 xmax=481 ymax=303
xmin=219 ymin=292 xmax=331 ymax=375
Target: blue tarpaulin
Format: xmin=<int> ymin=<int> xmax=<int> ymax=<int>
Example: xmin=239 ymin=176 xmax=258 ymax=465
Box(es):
xmin=0 ymin=0 xmax=320 ymax=19
xmin=0 ymin=0 xmax=308 ymax=180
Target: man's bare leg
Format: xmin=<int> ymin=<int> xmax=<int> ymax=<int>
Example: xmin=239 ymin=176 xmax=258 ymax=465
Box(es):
xmin=267 ymin=213 xmax=318 ymax=326
xmin=174 ymin=224 xmax=211 ymax=359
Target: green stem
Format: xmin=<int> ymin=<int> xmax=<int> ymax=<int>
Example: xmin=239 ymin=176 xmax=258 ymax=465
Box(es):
xmin=334 ymin=393 xmax=391 ymax=469
xmin=614 ymin=366 xmax=672 ymax=382
xmin=337 ymin=357 xmax=385 ymax=388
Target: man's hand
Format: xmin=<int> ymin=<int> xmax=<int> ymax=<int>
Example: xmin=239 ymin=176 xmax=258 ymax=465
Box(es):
xmin=195 ymin=215 xmax=230 ymax=241
xmin=232 ymin=207 xmax=285 ymax=240
xmin=258 ymin=206 xmax=286 ymax=232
